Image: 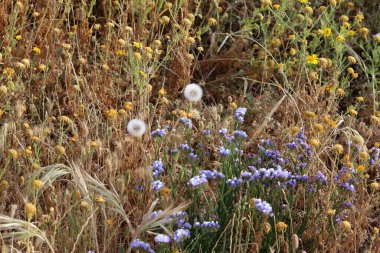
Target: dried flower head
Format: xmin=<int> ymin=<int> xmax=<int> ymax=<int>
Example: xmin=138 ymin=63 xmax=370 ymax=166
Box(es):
xmin=25 ymin=203 xmax=37 ymax=220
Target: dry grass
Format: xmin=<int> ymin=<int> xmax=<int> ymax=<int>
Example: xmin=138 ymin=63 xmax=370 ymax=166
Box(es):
xmin=0 ymin=0 xmax=379 ymax=252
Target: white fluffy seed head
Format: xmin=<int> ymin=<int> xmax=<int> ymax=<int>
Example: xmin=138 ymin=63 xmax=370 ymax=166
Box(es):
xmin=127 ymin=119 xmax=147 ymax=137
xmin=184 ymin=83 xmax=203 ymax=102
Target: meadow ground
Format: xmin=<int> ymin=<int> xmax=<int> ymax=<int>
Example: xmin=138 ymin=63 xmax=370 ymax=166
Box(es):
xmin=0 ymin=0 xmax=379 ymax=252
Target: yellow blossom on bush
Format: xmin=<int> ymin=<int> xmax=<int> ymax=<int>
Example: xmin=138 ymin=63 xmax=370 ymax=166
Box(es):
xmin=357 ymin=165 xmax=365 ymax=172
xmin=306 ymin=54 xmax=319 ymax=64
xmin=323 ymin=28 xmax=332 ymax=37
xmin=106 ymin=109 xmax=118 ymax=120
xmin=336 ymin=35 xmax=345 ymax=42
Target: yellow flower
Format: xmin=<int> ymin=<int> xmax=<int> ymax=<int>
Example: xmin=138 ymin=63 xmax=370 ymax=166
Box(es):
xmin=25 ymin=203 xmax=37 ymax=220
xmin=124 ymin=102 xmax=133 ymax=111
xmin=161 ymin=97 xmax=170 ymax=105
xmin=313 ymin=123 xmax=324 ymax=133
xmin=8 ymin=149 xmax=18 ymax=160
xmin=90 ymin=141 xmax=99 ymax=149
xmin=355 ymin=12 xmax=364 ymax=23
xmin=208 ymin=18 xmax=218 ymax=26
xmin=359 ymin=151 xmax=369 ymax=161
xmin=348 ymin=107 xmax=358 ymax=116
xmin=304 ymin=6 xmax=313 ymax=15
xmin=33 ymin=179 xmax=44 ymax=189
xmin=290 ymin=126 xmax=300 ymax=134
xmin=298 ymin=0 xmax=309 ymax=3
xmin=304 ymin=110 xmax=317 ymax=119
xmin=116 ymin=50 xmax=126 ymax=56
xmin=342 ymin=221 xmax=351 ymax=232
xmin=289 ymin=48 xmax=296 ymax=56
xmin=359 ymin=27 xmax=370 ymax=38
xmin=33 ymin=47 xmax=41 ymax=55
xmin=106 ymin=109 xmax=118 ymax=120
xmin=38 ymin=64 xmax=47 ymax=72
xmin=348 ymin=30 xmax=356 ymax=37
xmin=261 ymin=0 xmax=272 ymax=7
xmin=3 ymin=67 xmax=15 ymax=78
xmin=347 ymin=56 xmax=356 ymax=64
xmin=356 ymin=96 xmax=364 ymax=102
xmin=160 ymin=187 xmax=171 ymax=197
xmin=160 ymin=16 xmax=170 ymax=24
xmin=229 ymin=102 xmax=237 ymax=109
xmin=159 ymin=88 xmax=166 ymax=96
xmin=15 ymin=34 xmax=22 ymax=40
xmin=340 ymin=15 xmax=349 ymax=22
xmin=0 ymin=85 xmax=7 ymax=95
xmin=333 ymin=144 xmax=344 ymax=154
xmin=336 ymin=88 xmax=345 ymax=97
xmin=277 ymin=222 xmax=288 ymax=232
xmin=306 ymin=54 xmax=319 ymax=65
xmin=54 ymin=145 xmax=66 ymax=156
xmin=357 ymin=165 xmax=365 ymax=172
xmin=323 ymin=28 xmax=332 ymax=37
xmin=371 ymin=182 xmax=380 ymax=190
xmin=31 ymin=163 xmax=40 ymax=170
xmin=373 ymin=227 xmax=379 ymax=234
xmin=95 ymin=196 xmax=106 ymax=203
xmin=327 ymin=209 xmax=336 ymax=215
xmin=106 ymin=218 xmax=114 ymax=226
xmin=263 ymin=222 xmax=271 ymax=234
xmin=370 ymin=115 xmax=380 ymax=125
xmin=336 ymin=35 xmax=345 ymax=42
xmin=273 ymin=4 xmax=280 ymax=9
xmin=309 ymin=138 xmax=320 ymax=147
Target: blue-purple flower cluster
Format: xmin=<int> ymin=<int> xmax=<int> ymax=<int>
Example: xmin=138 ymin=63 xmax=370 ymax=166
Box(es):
xmin=200 ymin=170 xmax=225 ymax=180
xmin=152 ymin=180 xmax=164 ymax=191
xmin=226 ymin=177 xmax=242 ymax=188
xmin=252 ymin=199 xmax=273 ymax=216
xmin=151 ymin=128 xmax=166 ymax=137
xmin=194 ymin=221 xmax=220 ymax=229
xmin=173 ymin=228 xmax=191 ymax=243
xmin=315 ymin=170 xmax=328 ymax=185
xmin=219 ymin=146 xmax=231 ymax=156
xmin=187 ymin=175 xmax=208 ymax=187
xmin=180 ymin=118 xmax=192 ymax=128
xmin=235 ymin=107 xmax=247 ymax=123
xmin=131 ymin=239 xmax=155 ymax=253
xmin=334 ymin=167 xmax=356 ymax=192
xmin=152 ymin=160 xmax=164 ymax=179
xmin=369 ymin=147 xmax=380 ymax=165
xmin=154 ymin=234 xmax=171 ymax=244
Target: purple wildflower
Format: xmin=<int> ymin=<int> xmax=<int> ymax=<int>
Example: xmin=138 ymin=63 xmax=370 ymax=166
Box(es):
xmin=131 ymin=239 xmax=155 ymax=253
xmin=194 ymin=221 xmax=220 ymax=229
xmin=154 ymin=234 xmax=171 ymax=244
xmin=173 ymin=229 xmax=190 ymax=243
xmin=152 ymin=180 xmax=164 ymax=191
xmin=219 ymin=147 xmax=231 ymax=156
xmin=235 ymin=107 xmax=247 ymax=123
xmin=188 ymin=175 xmax=208 ymax=187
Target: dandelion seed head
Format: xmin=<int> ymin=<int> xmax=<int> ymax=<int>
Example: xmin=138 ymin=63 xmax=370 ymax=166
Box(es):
xmin=127 ymin=119 xmax=147 ymax=137
xmin=184 ymin=83 xmax=203 ymax=102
